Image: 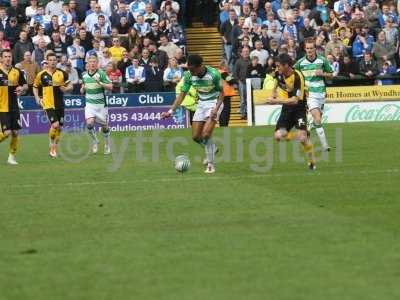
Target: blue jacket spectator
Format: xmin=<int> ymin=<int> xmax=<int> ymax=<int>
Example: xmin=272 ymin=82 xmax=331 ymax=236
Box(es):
xmin=352 ymin=30 xmax=374 ymax=59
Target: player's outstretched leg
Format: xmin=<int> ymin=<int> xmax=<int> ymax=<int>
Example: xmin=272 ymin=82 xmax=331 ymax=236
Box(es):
xmin=310 ymin=108 xmax=329 ymax=151
xmin=102 ymin=126 xmax=111 ymax=155
xmin=8 ymin=130 xmax=19 ymax=165
xmin=86 ymin=118 xmax=99 ymax=154
xmin=297 ymin=130 xmax=316 ymax=170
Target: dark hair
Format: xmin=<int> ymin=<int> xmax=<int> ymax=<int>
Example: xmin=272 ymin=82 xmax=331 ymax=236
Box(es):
xmin=1 ymin=49 xmax=11 ymax=57
xmin=46 ymin=52 xmax=57 ymax=60
xmin=187 ymin=54 xmax=203 ymax=67
xmin=276 ymin=53 xmax=292 ymax=66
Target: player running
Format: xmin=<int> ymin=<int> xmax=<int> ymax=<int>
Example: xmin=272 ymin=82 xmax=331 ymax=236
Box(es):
xmin=33 ymin=52 xmax=72 ymax=158
xmin=0 ymin=49 xmax=28 ymax=165
xmin=81 ymin=55 xmax=113 ymax=154
xmin=294 ymin=38 xmax=333 ymax=151
xmin=268 ymin=53 xmax=316 ymax=170
xmin=161 ymin=54 xmax=224 ymax=174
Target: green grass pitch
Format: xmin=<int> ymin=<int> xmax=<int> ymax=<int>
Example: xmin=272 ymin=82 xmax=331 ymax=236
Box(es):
xmin=1 ymin=123 xmax=400 ymax=300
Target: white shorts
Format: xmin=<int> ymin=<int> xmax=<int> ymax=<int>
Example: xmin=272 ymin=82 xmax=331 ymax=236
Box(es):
xmin=192 ymin=100 xmax=223 ymax=122
xmin=307 ymin=96 xmax=326 ymax=111
xmin=85 ymin=103 xmax=108 ymax=125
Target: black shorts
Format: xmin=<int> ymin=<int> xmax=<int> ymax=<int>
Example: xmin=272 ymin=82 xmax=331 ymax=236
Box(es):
xmin=0 ymin=111 xmax=22 ymax=132
xmin=45 ymin=108 xmax=64 ymax=126
xmin=275 ymin=105 xmax=307 ymax=132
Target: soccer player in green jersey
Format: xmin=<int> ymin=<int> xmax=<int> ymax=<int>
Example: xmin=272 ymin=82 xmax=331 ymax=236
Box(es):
xmin=81 ymin=55 xmax=113 ymax=154
xmin=294 ymin=38 xmax=333 ymax=151
xmin=162 ymin=54 xmax=224 ymax=174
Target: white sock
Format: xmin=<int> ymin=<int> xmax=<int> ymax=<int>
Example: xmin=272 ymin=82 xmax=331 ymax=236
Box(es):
xmin=315 ymin=125 xmax=329 ymax=149
xmin=88 ymin=127 xmax=98 ymax=144
xmin=102 ymin=128 xmax=110 ymax=146
xmin=204 ymin=139 xmax=216 ymax=164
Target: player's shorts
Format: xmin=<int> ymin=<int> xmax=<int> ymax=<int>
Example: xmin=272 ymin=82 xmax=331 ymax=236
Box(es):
xmin=307 ymin=96 xmax=325 ymax=111
xmin=275 ymin=105 xmax=307 ymax=132
xmin=85 ymin=103 xmax=108 ymax=125
xmin=45 ymin=108 xmax=65 ymax=126
xmin=192 ymin=100 xmax=224 ymax=122
xmin=0 ymin=111 xmax=22 ymax=132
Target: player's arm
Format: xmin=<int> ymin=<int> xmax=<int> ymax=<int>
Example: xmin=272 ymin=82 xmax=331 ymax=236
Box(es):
xmin=316 ymin=57 xmax=334 ymax=78
xmin=210 ymin=71 xmax=224 ymax=118
xmin=60 ymin=70 xmax=73 ymax=93
xmin=162 ymin=72 xmax=190 ymax=119
xmin=32 ymin=73 xmax=43 ymax=106
xmin=80 ymin=83 xmax=85 ymax=94
xmin=15 ymin=69 xmax=28 ymax=96
xmin=98 ymin=72 xmax=113 ymax=91
xmin=161 ymin=91 xmax=187 ymax=119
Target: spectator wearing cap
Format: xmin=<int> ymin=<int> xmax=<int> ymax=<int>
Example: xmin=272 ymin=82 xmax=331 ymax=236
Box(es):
xmin=111 ymin=1 xmax=134 ymax=27
xmin=93 ymin=15 xmax=112 ymax=39
xmin=129 ymin=0 xmax=147 ymax=20
xmin=144 ymin=57 xmax=164 ymax=92
xmin=352 ymin=25 xmax=374 ymax=60
xmin=158 ymin=34 xmax=180 ymax=59
xmin=144 ymin=3 xmax=159 ymax=24
xmin=262 ymin=12 xmax=282 ymax=31
xmin=134 ymin=14 xmax=151 ymax=38
xmin=358 ymin=51 xmax=379 ymax=83
xmin=379 ymin=3 xmax=398 ymax=28
xmin=220 ymin=9 xmax=238 ymax=70
xmin=167 ymin=14 xmax=185 ymax=47
xmin=15 ymin=51 xmax=40 ymax=96
xmin=13 ymin=31 xmax=34 ymax=64
xmin=244 ymin=10 xmax=263 ymax=32
xmin=46 ymin=0 xmax=63 ymax=17
xmin=250 ymin=40 xmax=269 ymax=66
xmin=372 ymin=31 xmax=397 ymax=70
xmin=85 ymin=3 xmax=110 ymax=32
xmin=109 ymin=37 xmax=127 ymax=62
xmin=26 ymin=0 xmax=39 ymax=21
xmin=126 ymin=56 xmax=146 ymax=93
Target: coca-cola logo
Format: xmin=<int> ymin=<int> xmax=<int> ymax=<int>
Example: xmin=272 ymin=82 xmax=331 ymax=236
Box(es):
xmin=345 ymin=104 xmax=400 ymax=122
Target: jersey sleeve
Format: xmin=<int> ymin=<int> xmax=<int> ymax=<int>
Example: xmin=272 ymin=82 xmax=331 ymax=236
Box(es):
xmin=293 ymin=71 xmax=305 ymax=101
xmin=100 ymin=70 xmax=112 ymax=84
xmin=33 ymin=72 xmax=42 ymax=88
xmin=322 ymin=57 xmax=334 ymax=73
xmin=17 ymin=68 xmax=27 ymax=86
xmin=180 ymin=71 xmax=192 ymax=93
xmin=62 ymin=69 xmax=70 ymax=85
xmin=212 ymin=69 xmax=223 ymax=92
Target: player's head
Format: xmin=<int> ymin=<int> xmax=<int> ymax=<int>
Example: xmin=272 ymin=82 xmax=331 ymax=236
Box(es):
xmin=1 ymin=49 xmax=12 ymax=67
xmin=87 ymin=55 xmax=99 ymax=72
xmin=304 ymin=38 xmax=317 ymax=58
xmin=276 ymin=53 xmax=293 ymax=75
xmin=187 ymin=54 xmax=204 ymax=76
xmin=46 ymin=52 xmax=57 ymax=69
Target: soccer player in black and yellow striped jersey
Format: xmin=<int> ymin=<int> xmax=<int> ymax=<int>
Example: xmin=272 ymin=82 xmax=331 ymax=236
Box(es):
xmin=267 ymin=53 xmax=316 ymax=170
xmin=0 ymin=49 xmax=28 ymax=165
xmin=33 ymin=52 xmax=72 ymax=158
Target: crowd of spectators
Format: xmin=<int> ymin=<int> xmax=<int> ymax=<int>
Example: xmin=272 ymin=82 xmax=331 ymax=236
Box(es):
xmin=219 ymin=0 xmax=400 ymax=118
xmin=1 ymin=0 xmax=188 ymax=95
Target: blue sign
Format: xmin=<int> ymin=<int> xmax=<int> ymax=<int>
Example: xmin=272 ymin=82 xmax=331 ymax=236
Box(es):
xmin=19 ymin=92 xmax=177 ymax=110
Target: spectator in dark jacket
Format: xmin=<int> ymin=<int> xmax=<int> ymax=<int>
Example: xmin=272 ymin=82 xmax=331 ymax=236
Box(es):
xmin=144 ymin=57 xmax=164 ymax=92
xmin=338 ymin=55 xmax=359 ymax=79
xmin=13 ymin=31 xmax=34 ymax=64
xmin=358 ymin=51 xmax=379 ymax=83
xmin=148 ymin=42 xmax=169 ymax=70
xmin=233 ymin=46 xmax=251 ymax=119
xmin=4 ymin=16 xmax=19 ymax=45
xmin=220 ymin=9 xmax=238 ymax=69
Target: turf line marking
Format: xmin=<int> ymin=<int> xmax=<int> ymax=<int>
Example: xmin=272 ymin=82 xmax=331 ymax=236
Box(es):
xmin=9 ymin=168 xmax=400 ymax=189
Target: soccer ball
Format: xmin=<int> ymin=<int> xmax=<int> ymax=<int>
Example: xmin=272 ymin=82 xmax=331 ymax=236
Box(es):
xmin=174 ymin=155 xmax=190 ymax=173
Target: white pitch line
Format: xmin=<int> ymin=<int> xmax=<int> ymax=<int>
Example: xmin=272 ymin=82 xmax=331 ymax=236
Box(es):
xmin=5 ymin=168 xmax=400 ymax=189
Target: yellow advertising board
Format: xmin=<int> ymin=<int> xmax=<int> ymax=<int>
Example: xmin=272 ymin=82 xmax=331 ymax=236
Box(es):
xmin=253 ymin=84 xmax=400 ymax=104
